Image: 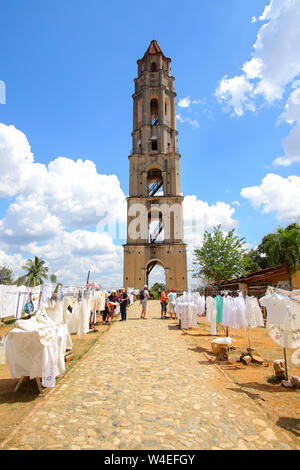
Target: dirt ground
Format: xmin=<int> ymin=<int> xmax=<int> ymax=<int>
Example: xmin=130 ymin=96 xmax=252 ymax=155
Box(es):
xmin=0 ymin=312 xmax=112 ymax=444
xmin=181 ymin=317 xmax=300 ymax=443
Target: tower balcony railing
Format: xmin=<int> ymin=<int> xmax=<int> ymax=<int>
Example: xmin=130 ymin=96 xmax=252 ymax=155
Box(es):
xmin=149 ymin=221 xmax=164 ymax=244
xmin=148 ymin=178 xmax=163 ymax=196
xmin=151 ymin=114 xmax=159 ymax=126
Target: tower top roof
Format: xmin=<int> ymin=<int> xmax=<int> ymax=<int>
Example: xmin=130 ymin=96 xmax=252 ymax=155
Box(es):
xmin=137 ymin=40 xmax=171 ymax=64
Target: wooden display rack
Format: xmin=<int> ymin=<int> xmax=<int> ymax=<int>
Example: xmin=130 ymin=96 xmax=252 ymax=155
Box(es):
xmin=13 ymin=376 xmax=45 ymax=395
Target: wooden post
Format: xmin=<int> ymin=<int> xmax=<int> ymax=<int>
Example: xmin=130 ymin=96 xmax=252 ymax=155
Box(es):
xmin=283 ymin=347 xmax=289 ymax=381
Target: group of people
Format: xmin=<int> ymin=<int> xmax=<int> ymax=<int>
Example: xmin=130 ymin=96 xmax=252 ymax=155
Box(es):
xmin=101 ymin=285 xmax=178 ymax=323
xmin=103 ymin=288 xmax=129 ymax=324
xmin=159 ymin=287 xmax=177 ymax=319
xmin=139 ymin=285 xmax=177 ymax=320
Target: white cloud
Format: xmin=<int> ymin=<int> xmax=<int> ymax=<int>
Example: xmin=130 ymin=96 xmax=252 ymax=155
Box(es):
xmin=0 ymin=122 xmax=127 ymax=286
xmin=178 ymin=96 xmax=204 ymax=108
xmin=0 ymin=123 xmax=35 ymax=197
xmin=216 ymin=0 xmax=300 ymax=166
xmin=183 ymin=195 xmax=238 ymax=248
xmin=232 ymin=200 xmax=240 ymax=207
xmin=241 ymin=173 xmax=300 ymax=220
xmin=215 ymin=75 xmax=255 ymax=116
xmin=0 ymin=249 xmax=25 ymax=278
xmin=274 ymin=126 xmax=300 ymax=166
xmin=178 ymin=96 xmax=191 ymax=108
xmin=183 ymin=196 xmax=238 ymax=287
xmin=176 ymin=114 xmax=199 ymax=128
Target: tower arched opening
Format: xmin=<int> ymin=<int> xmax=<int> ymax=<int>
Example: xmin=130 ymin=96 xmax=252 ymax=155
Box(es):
xmin=147 ymin=167 xmax=163 ymax=196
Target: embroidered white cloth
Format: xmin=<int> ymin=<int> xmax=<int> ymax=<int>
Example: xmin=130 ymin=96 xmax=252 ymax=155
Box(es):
xmin=46 ymin=300 xmax=64 ymax=325
xmin=245 ymin=296 xmax=264 ymax=328
xmin=6 ymin=311 xmax=69 ymax=387
xmin=260 ymin=287 xmax=300 ymax=350
xmin=205 ymin=297 xmax=217 ymax=335
xmin=180 ymin=302 xmax=197 ymax=329
xmin=40 ymin=283 xmax=56 ymax=309
xmin=0 ymin=285 xmax=20 ymax=319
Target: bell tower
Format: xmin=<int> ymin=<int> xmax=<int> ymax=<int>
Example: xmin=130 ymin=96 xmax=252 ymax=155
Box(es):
xmin=123 ymin=40 xmax=187 ymax=293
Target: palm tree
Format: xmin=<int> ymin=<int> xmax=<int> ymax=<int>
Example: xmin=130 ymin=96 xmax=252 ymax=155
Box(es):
xmin=17 ymin=256 xmax=49 ymax=287
xmin=264 ymin=226 xmax=300 ymax=290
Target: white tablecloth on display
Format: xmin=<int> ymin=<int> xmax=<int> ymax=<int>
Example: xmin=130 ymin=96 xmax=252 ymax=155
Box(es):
xmin=179 ymin=302 xmax=198 ymax=329
xmin=5 ymin=323 xmax=71 ymax=387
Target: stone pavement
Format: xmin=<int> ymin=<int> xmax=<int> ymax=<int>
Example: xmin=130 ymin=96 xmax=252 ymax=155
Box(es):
xmin=3 ymin=301 xmax=296 ymax=450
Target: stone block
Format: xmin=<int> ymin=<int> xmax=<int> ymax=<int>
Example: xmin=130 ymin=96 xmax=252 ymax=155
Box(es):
xmin=241 ymin=355 xmax=252 ymax=365
xmin=273 ymin=360 xmax=286 ymax=379
xmin=290 ymin=376 xmax=300 ymax=389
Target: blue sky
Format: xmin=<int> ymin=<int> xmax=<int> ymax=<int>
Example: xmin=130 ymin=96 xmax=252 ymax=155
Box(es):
xmin=0 ymin=0 xmax=300 ymax=287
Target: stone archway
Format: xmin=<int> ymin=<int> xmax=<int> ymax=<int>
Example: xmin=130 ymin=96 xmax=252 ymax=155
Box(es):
xmin=145 ymin=258 xmax=165 ymax=287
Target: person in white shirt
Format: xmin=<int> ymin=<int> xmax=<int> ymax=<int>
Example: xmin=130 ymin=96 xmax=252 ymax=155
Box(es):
xmin=167 ymin=288 xmax=177 ymax=320
xmin=140 ymin=285 xmax=150 ymax=319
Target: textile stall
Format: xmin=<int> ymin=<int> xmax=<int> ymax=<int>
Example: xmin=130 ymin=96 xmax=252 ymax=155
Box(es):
xmin=260 ymin=286 xmax=300 ymax=379
xmin=5 ymin=310 xmax=72 ymax=390
xmin=205 ymin=292 xmax=264 ymax=346
xmin=175 ymin=292 xmax=205 ymax=329
xmin=0 ymin=285 xmax=40 ymax=320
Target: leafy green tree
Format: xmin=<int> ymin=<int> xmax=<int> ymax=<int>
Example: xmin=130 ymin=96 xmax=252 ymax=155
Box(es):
xmin=150 ymin=282 xmax=166 ymax=300
xmin=193 ymin=225 xmax=248 ymax=290
xmin=263 ymin=226 xmax=300 ymax=289
xmin=0 ymin=265 xmax=14 ymax=285
xmin=50 ymin=274 xmax=57 ymax=283
xmin=246 ymin=223 xmax=300 ymax=272
xmin=17 ymin=256 xmax=49 ymax=287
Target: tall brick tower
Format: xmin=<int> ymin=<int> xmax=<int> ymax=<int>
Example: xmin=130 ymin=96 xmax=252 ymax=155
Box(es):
xmin=123 ymin=40 xmax=187 ymax=293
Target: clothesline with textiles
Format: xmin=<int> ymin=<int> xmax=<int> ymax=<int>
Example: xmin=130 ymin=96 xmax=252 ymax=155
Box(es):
xmin=175 ymin=291 xmax=264 ymax=342
xmin=175 ymin=292 xmax=205 ymax=329
xmin=260 ymin=286 xmax=300 ymax=379
xmin=1 ymin=283 xmax=108 ymax=389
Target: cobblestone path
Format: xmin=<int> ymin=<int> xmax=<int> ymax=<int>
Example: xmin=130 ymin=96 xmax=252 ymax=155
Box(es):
xmin=4 ymin=301 xmax=296 ymax=450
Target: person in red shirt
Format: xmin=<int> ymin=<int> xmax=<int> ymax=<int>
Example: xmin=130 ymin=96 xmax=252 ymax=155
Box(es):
xmin=160 ymin=290 xmax=168 ymax=319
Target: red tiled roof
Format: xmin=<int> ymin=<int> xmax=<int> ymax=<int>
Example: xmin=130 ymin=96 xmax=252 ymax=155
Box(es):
xmin=138 ymin=40 xmax=171 ymax=63
xmin=208 ymin=264 xmax=288 ymax=287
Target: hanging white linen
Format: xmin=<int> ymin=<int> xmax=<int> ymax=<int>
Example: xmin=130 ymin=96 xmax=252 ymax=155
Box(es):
xmin=245 ymin=296 xmax=264 ymax=328
xmin=205 ymin=297 xmax=217 ymax=335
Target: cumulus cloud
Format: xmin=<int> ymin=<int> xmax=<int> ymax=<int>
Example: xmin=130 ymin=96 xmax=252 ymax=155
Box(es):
xmin=241 ymin=173 xmax=300 ymax=220
xmin=183 ymin=195 xmax=238 ymax=250
xmin=0 ymin=122 xmax=127 ymax=286
xmin=176 ymin=114 xmax=199 ymax=128
xmin=216 ymin=75 xmax=255 ymax=116
xmin=178 ymin=96 xmax=204 ymax=108
xmin=182 ymin=196 xmax=238 ymax=288
xmin=216 ymin=0 xmax=300 ymax=166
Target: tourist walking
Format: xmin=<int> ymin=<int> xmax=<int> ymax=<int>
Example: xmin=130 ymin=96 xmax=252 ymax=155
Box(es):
xmin=160 ymin=289 xmax=168 ymax=319
xmin=167 ymin=288 xmax=177 ymax=320
xmin=140 ymin=285 xmax=150 ymax=319
xmin=119 ymin=288 xmax=129 ymax=321
xmin=107 ymin=289 xmax=119 ymax=323
xmin=102 ymin=293 xmax=110 ymax=324
xmin=157 ymin=286 xmax=161 ymax=299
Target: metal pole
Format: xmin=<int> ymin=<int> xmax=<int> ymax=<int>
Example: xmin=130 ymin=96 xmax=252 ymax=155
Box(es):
xmin=283 ymin=347 xmax=288 ymax=381
xmin=15 ymin=291 xmax=21 ymax=320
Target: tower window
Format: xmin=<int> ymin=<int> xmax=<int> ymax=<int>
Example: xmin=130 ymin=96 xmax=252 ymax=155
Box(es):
xmin=151 ymin=62 xmax=157 ymax=72
xmin=151 ymin=140 xmax=158 ymax=151
xmin=151 ymin=99 xmax=159 ymax=126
